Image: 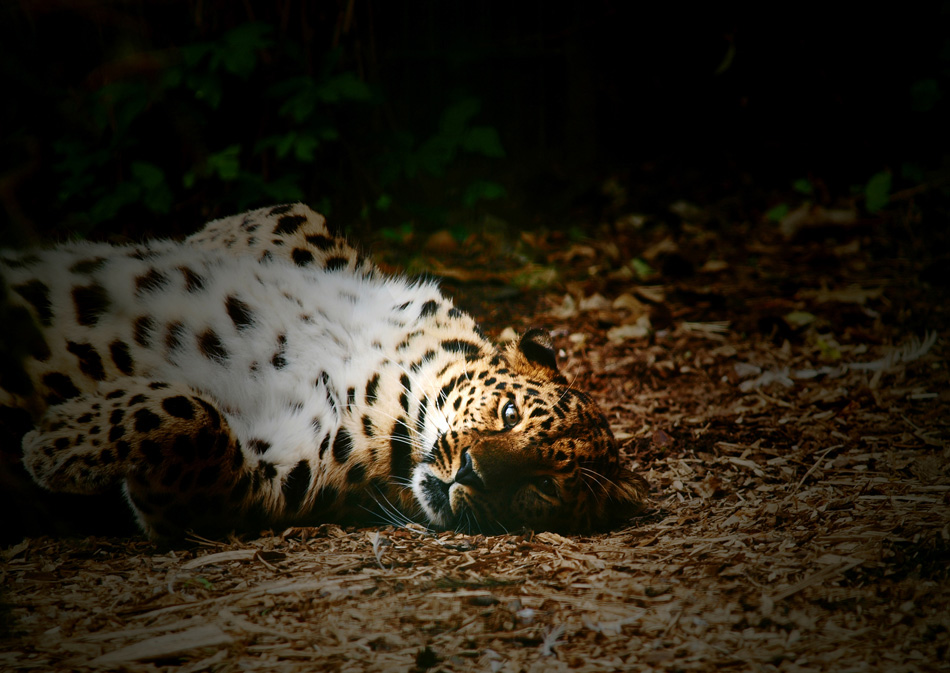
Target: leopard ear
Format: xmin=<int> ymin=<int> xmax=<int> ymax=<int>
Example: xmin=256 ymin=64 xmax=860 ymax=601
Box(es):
xmin=510 ymin=328 xmax=566 ymax=382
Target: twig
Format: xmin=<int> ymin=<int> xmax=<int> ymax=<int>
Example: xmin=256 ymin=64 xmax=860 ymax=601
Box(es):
xmin=787 ymin=444 xmax=843 ymax=497
xmin=755 ymin=388 xmax=793 ymax=409
xmin=771 ymin=557 xmax=864 ymax=601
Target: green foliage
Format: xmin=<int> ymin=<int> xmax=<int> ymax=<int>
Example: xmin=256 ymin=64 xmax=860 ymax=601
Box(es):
xmin=462 ymin=180 xmax=506 ymax=208
xmin=630 ymin=258 xmax=655 ymax=280
xmin=53 ymin=23 xmax=290 ymax=228
xmin=376 ymin=222 xmax=414 ymax=242
xmin=767 ymin=171 xmax=892 ymax=222
xmin=765 ymin=178 xmax=809 ymax=222
xmin=168 ymin=22 xmax=274 ymax=106
xmin=765 ymin=203 xmax=790 ymax=222
xmin=792 ymin=178 xmax=814 ymax=196
xmin=373 ymin=98 xmax=507 ymax=222
xmin=783 ymin=310 xmax=816 ymax=328
xmin=46 ymin=22 xmax=506 ymax=232
xmin=209 ymin=146 xmax=241 ymax=181
xmin=863 ymin=171 xmax=892 ymax=214
xmin=427 ymin=98 xmax=506 ymax=169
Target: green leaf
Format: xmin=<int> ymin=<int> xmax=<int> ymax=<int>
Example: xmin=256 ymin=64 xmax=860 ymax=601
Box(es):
xmin=293 ymin=134 xmax=321 ymax=162
xmin=95 ymin=82 xmax=150 ymax=135
xmin=161 ymin=66 xmax=183 ymax=89
xmin=268 ymin=77 xmax=314 ymax=121
xmin=783 ymin=310 xmax=816 ymax=328
xmin=185 ymin=71 xmax=223 ymax=108
xmin=131 ymin=162 xmax=172 ymax=214
xmin=279 ymin=87 xmax=317 ymax=122
xmin=765 ymin=203 xmax=790 ymax=222
xmin=275 ymin=132 xmax=298 ymax=159
xmin=53 ymin=140 xmax=110 ymax=200
xmin=212 ymin=23 xmax=272 ymax=78
xmin=792 ymin=178 xmax=814 ymax=196
xmin=379 ymin=222 xmax=414 ymax=241
xmin=207 ymin=145 xmax=241 ymax=181
xmin=227 ymin=25 xmax=271 ymax=74
xmin=180 ymin=43 xmax=211 ymax=69
xmin=864 ymin=171 xmax=891 ymax=214
xmin=318 ymin=126 xmax=339 ymax=142
xmin=376 ymin=193 xmax=393 ymax=211
xmin=130 ymin=161 xmax=163 ymax=189
xmin=513 ymin=266 xmax=558 ymax=289
xmin=568 ymin=225 xmax=587 ymax=241
xmin=416 ymin=136 xmax=455 ymax=177
xmin=461 ymin=126 xmax=505 ymax=158
xmin=259 ymin=176 xmax=305 ymax=203
xmin=816 ymin=336 xmax=841 ymax=362
xmin=194 ymin=577 xmax=214 ymax=590
xmin=462 ymin=180 xmax=506 ymax=207
xmin=439 ymin=98 xmax=480 ymax=136
xmin=90 ymin=182 xmax=139 ymax=222
xmin=316 ymin=72 xmax=372 ymax=102
xmin=630 ymin=258 xmax=654 ymax=280
xmin=314 ymin=196 xmax=332 ymax=216
xmin=229 ymin=173 xmax=304 ymax=210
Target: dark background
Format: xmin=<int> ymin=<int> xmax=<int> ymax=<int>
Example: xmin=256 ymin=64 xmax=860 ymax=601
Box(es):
xmin=1 ymin=1 xmax=947 ymax=244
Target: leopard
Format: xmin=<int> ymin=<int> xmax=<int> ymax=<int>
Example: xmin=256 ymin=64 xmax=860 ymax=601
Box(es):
xmin=0 ymin=204 xmax=648 ymax=540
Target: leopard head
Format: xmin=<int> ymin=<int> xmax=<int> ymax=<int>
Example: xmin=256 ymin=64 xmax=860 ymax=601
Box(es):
xmin=411 ymin=329 xmax=648 ymax=533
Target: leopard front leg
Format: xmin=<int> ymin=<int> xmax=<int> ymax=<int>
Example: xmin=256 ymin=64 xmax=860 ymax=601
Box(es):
xmin=22 ymin=379 xmax=253 ymax=539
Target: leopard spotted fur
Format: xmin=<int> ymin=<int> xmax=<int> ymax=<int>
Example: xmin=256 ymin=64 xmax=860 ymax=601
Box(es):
xmin=0 ymin=204 xmax=647 ymax=539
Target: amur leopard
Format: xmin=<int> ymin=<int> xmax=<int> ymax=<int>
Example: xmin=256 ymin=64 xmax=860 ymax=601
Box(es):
xmin=0 ymin=204 xmax=647 ymax=540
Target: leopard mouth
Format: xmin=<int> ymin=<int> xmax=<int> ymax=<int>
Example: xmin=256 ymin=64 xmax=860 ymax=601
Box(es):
xmin=418 ymin=470 xmax=451 ymax=524
xmin=412 ymin=463 xmax=472 ymax=529
xmin=413 ymin=444 xmax=489 ymax=529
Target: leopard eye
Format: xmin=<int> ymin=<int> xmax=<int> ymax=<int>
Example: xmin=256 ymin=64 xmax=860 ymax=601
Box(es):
xmin=501 ymin=401 xmax=520 ymax=428
xmin=537 ymin=476 xmax=558 ymax=497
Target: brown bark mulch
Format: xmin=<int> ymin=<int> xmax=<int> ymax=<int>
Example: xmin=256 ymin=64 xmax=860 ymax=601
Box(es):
xmin=1 ymin=204 xmax=947 ymax=671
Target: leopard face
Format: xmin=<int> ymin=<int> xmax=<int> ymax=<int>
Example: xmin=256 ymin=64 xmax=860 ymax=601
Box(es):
xmin=411 ymin=330 xmax=648 ymax=534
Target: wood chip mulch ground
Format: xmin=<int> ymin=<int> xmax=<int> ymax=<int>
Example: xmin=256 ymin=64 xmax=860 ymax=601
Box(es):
xmin=1 ymin=204 xmax=948 ymax=672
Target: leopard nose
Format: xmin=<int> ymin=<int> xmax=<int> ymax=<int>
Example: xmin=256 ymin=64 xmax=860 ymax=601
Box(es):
xmin=454 ymin=450 xmax=484 ymax=489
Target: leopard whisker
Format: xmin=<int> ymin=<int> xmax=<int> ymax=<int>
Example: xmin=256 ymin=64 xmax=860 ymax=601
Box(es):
xmin=553 ymin=371 xmax=581 ymax=408
xmin=362 ymin=484 xmax=425 ymax=530
xmin=364 ymin=427 xmax=429 ymax=454
xmin=580 ymin=466 xmax=612 ymax=498
xmin=385 ymin=475 xmax=414 ymax=488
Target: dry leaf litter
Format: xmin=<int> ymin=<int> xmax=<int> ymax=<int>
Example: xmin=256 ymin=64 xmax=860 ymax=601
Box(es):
xmin=2 ymin=208 xmax=947 ymax=672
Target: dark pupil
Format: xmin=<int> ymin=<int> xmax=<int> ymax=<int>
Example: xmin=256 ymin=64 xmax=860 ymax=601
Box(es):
xmin=504 ymin=403 xmax=517 ymax=425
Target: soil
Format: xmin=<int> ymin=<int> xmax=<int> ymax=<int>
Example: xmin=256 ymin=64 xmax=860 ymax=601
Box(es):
xmin=1 ymin=196 xmax=948 ymax=672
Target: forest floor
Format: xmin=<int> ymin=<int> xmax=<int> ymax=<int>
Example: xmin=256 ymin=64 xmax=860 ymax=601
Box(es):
xmin=1 ymin=192 xmax=948 ymax=672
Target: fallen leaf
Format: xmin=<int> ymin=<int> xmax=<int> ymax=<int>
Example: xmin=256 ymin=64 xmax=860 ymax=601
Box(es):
xmin=778 ymin=203 xmax=859 ymax=239
xmin=612 ymin=293 xmax=648 ymax=314
xmin=579 ymin=293 xmax=611 ymax=311
xmin=607 ymin=316 xmax=652 ymax=342
xmin=800 ymin=285 xmax=883 ymax=305
xmin=700 ymin=259 xmax=729 ymax=273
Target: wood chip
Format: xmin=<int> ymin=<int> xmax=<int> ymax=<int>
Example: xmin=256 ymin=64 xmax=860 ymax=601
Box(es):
xmin=3 ymin=211 xmax=948 ymax=672
xmin=90 ymin=625 xmax=233 ymax=666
